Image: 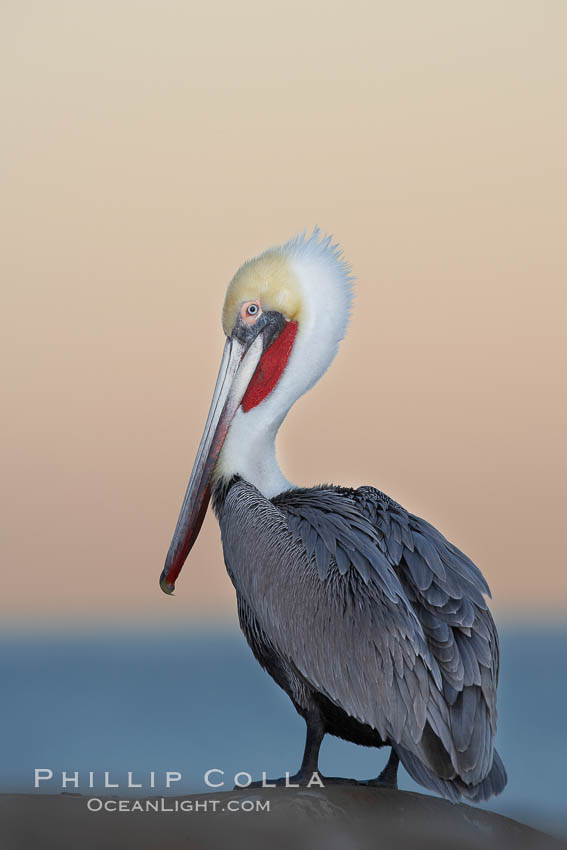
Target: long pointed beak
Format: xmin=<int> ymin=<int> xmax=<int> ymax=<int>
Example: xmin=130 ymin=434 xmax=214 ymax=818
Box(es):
xmin=160 ymin=333 xmax=264 ymax=595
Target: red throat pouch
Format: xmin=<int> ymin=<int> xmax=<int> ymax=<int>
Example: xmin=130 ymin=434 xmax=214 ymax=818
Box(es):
xmin=241 ymin=321 xmax=298 ymax=412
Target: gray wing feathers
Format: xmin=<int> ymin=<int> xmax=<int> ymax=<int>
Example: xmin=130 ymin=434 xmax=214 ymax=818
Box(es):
xmin=278 ymin=489 xmax=405 ymax=601
xmin=354 ymin=486 xmax=504 ymax=795
xmin=222 ymin=480 xmax=505 ymax=801
xmin=223 ymin=482 xmax=436 ymax=754
xmin=396 ymin=743 xmax=506 ymax=803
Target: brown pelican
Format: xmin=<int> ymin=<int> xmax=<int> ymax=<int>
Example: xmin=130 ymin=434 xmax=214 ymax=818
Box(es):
xmin=160 ymin=229 xmax=507 ymax=802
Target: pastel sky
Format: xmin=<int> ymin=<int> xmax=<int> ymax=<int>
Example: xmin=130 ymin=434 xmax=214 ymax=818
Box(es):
xmin=2 ymin=1 xmax=566 ymax=630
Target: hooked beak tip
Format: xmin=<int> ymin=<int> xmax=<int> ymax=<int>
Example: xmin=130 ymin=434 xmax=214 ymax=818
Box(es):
xmin=159 ymin=569 xmax=176 ymax=596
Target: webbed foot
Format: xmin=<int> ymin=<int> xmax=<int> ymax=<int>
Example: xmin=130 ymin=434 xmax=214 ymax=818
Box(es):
xmin=365 ymin=748 xmax=399 ymax=789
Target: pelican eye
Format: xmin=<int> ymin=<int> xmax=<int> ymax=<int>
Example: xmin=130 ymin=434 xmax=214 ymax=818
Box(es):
xmin=240 ymin=300 xmax=262 ymax=325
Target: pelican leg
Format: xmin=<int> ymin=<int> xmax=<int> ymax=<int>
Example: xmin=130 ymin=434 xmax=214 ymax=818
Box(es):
xmin=367 ymin=748 xmax=399 ymax=789
xmin=245 ymin=711 xmax=359 ymax=788
xmin=245 ymin=713 xmax=326 ymax=788
xmin=295 ymin=713 xmax=325 ymax=779
xmin=288 ymin=712 xmax=358 ymax=784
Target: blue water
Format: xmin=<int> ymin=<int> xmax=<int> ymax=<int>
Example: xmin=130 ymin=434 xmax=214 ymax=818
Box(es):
xmin=1 ymin=627 xmax=565 ymax=835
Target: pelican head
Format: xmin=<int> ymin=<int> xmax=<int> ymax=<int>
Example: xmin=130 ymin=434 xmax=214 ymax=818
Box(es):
xmin=160 ymin=228 xmax=353 ymax=594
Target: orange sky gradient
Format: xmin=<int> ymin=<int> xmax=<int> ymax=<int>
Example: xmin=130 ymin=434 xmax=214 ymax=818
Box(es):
xmin=1 ymin=1 xmax=566 ymax=631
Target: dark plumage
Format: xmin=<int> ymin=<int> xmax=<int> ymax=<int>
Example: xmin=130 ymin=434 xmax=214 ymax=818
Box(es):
xmin=213 ymin=477 xmax=506 ymax=802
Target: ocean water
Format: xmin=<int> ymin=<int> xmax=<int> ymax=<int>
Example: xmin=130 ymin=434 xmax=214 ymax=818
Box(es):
xmin=1 ymin=626 xmax=565 ymax=836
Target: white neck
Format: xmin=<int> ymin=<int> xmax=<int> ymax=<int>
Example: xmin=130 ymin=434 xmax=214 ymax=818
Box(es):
xmin=214 ymin=404 xmax=292 ymax=498
xmin=213 ymin=229 xmax=353 ymax=500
